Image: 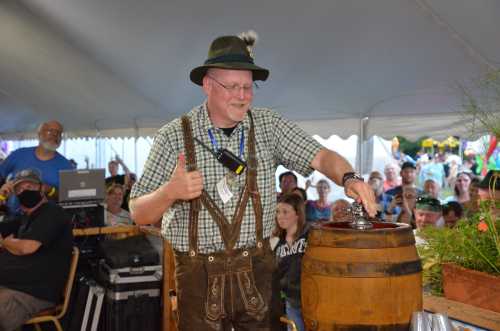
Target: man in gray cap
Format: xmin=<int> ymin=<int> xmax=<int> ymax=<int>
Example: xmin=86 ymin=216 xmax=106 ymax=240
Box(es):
xmin=130 ymin=31 xmax=376 ymax=330
xmin=0 ymin=169 xmax=73 ymax=331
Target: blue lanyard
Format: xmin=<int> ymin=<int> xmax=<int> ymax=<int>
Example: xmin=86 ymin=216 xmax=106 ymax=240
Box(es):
xmin=207 ymin=128 xmax=245 ymax=159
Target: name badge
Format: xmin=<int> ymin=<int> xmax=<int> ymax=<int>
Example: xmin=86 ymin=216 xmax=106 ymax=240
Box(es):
xmin=216 ymin=176 xmax=234 ymax=204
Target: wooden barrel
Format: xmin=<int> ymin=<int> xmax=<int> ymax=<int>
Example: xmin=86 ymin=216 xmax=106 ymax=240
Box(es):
xmin=301 ymin=222 xmax=422 ymax=331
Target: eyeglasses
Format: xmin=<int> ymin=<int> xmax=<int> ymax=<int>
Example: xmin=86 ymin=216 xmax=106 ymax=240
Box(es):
xmin=207 ymin=75 xmax=255 ymax=96
xmin=42 ymin=128 xmax=63 ymax=136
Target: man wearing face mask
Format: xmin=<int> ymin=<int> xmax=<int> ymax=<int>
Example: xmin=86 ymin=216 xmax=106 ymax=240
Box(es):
xmin=0 ymin=169 xmax=73 ymax=331
xmin=0 ymin=121 xmax=74 ymax=216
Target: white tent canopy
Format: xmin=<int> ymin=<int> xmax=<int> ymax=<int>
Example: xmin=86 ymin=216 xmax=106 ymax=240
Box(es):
xmin=1 ymin=0 xmax=499 ymax=140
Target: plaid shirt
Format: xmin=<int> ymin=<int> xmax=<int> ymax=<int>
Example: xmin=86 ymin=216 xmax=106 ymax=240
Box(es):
xmin=130 ymin=102 xmax=322 ymax=253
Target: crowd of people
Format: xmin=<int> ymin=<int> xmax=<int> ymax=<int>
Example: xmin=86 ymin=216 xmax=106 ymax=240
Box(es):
xmin=0 ymin=122 xmax=76 ymax=330
xmin=0 ymin=121 xmax=138 ymax=330
xmin=271 ymin=156 xmax=498 ymax=329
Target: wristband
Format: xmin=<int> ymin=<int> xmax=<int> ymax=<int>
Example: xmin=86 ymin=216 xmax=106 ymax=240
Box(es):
xmin=342 ymin=172 xmax=364 ymax=187
xmin=47 ymin=187 xmax=56 ymax=197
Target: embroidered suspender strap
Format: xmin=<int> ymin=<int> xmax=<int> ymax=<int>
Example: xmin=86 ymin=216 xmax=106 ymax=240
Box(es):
xmin=180 ymin=112 xmax=264 ymax=254
xmin=199 ymin=113 xmax=256 ymax=251
xmin=181 ymin=115 xmax=201 ymax=256
xmin=182 ymin=115 xmax=244 ymax=253
xmin=200 ymin=187 xmax=250 ymax=251
xmin=247 ymin=112 xmax=264 ymax=248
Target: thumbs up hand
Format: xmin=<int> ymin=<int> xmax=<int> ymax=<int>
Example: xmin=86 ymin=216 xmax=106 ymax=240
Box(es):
xmin=168 ymin=153 xmax=203 ymax=201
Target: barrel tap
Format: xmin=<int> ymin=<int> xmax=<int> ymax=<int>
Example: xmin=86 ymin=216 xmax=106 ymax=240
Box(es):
xmin=349 ymin=202 xmax=373 ymax=230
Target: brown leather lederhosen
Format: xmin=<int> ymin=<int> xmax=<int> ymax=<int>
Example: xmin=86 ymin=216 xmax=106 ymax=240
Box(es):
xmin=174 ymin=111 xmax=273 ymax=329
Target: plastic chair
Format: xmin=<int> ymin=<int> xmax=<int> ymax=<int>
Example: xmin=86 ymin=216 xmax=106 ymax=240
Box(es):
xmin=24 ymin=247 xmax=80 ymax=331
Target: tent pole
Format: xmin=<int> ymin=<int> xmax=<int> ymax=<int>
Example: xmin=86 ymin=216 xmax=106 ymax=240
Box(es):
xmin=357 ymin=117 xmax=369 ymax=174
xmin=134 ymin=128 xmax=138 ymax=175
xmin=133 ymin=121 xmax=139 ymax=175
xmin=458 ymin=137 xmax=463 ymax=159
xmin=122 ymin=138 xmax=125 ymax=163
xmin=95 ymin=136 xmax=98 ymax=170
xmin=356 ymin=118 xmax=362 ymax=174
xmin=95 ymin=132 xmax=102 ymax=170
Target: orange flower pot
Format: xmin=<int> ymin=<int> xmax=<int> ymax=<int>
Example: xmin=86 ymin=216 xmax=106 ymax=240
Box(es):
xmin=442 ymin=263 xmax=500 ymax=313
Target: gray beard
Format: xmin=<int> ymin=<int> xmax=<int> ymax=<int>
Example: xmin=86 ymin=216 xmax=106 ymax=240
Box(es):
xmin=41 ymin=142 xmax=59 ymax=152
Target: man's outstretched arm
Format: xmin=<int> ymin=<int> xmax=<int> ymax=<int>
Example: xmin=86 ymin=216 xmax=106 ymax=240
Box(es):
xmin=311 ymin=148 xmax=377 ymax=217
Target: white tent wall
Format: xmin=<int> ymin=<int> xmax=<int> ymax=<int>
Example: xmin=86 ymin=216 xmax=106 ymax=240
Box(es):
xmin=274 ymin=134 xmax=401 ymax=203
xmin=5 ymin=133 xmax=377 ymax=203
xmin=276 ymin=135 xmax=362 ymax=203
xmin=7 ymin=137 xmax=153 ymax=176
xmin=11 ymin=133 xmax=492 ymax=205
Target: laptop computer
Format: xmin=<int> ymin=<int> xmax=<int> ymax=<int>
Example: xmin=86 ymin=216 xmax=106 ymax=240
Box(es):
xmin=58 ymin=169 xmax=105 ymax=207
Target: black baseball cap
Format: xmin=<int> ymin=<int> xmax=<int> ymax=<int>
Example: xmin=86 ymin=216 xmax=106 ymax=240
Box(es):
xmin=401 ymin=161 xmax=416 ymax=170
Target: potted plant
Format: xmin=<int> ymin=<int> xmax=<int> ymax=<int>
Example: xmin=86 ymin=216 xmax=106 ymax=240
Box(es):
xmin=418 ymin=198 xmax=500 ymax=312
xmin=417 ymin=69 xmax=500 ymax=312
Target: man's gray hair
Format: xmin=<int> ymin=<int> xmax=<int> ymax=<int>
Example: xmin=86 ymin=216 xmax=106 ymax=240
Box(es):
xmin=37 ymin=120 xmax=64 ymax=134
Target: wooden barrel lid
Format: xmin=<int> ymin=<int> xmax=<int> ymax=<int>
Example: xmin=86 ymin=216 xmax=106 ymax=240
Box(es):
xmin=308 ymin=222 xmax=415 ymax=249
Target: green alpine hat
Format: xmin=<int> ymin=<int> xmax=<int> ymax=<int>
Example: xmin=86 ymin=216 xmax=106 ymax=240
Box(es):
xmin=190 ymin=31 xmax=269 ymax=86
xmin=415 ymin=195 xmax=442 ymax=213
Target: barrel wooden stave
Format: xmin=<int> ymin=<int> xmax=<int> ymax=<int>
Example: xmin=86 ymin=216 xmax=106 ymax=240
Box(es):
xmin=301 ymin=223 xmax=422 ymax=331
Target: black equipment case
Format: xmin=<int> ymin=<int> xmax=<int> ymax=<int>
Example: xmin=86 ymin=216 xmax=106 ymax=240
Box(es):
xmin=98 ymin=235 xmax=159 ymax=268
xmin=63 ymin=276 xmax=105 ymax=331
xmin=98 ymin=235 xmax=162 ymax=331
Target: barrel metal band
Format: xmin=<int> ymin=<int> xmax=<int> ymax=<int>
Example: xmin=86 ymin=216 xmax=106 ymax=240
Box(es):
xmin=302 ymin=257 xmax=422 ymax=277
xmin=308 ymin=229 xmax=416 ymax=249
xmin=304 ymin=319 xmax=410 ymax=331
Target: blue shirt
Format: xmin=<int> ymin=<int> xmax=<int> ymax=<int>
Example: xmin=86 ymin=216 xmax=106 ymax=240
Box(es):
xmin=376 ymin=192 xmax=393 ymax=219
xmin=419 ymin=162 xmax=446 ymax=188
xmin=305 ymin=200 xmax=332 ymax=222
xmin=0 ymin=147 xmax=74 ymax=214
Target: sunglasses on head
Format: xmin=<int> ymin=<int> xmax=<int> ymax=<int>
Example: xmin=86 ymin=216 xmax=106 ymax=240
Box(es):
xmin=416 ymin=196 xmax=441 ymax=207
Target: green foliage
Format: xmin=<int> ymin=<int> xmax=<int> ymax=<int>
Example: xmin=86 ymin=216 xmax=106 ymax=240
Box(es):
xmin=459 ymin=69 xmax=500 ymax=139
xmin=417 ymin=201 xmax=500 ymax=295
xmin=397 ymin=136 xmax=427 ymax=159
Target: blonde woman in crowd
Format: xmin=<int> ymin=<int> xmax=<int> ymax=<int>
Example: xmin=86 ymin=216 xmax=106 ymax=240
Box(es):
xmin=105 ymin=184 xmax=133 ymax=226
xmin=305 ymin=179 xmax=332 ymax=223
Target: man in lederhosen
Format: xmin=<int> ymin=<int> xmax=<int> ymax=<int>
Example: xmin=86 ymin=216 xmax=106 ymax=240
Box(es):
xmin=130 ymin=31 xmax=377 ymax=330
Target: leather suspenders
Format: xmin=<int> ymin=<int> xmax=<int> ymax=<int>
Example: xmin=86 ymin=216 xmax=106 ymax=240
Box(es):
xmin=181 ymin=112 xmax=264 ymax=256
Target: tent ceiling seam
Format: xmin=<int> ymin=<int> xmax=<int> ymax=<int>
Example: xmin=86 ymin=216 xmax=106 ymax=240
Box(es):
xmin=414 ymin=0 xmax=497 ymax=72
xmin=362 ymin=88 xmax=455 ymax=118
